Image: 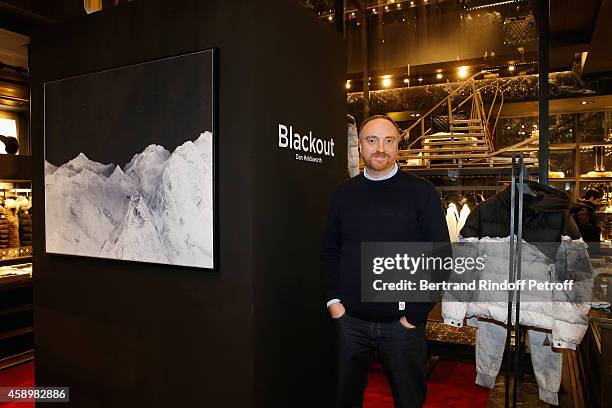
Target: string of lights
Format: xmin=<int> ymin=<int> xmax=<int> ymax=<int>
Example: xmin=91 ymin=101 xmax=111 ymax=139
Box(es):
xmin=345 ymin=61 xmax=540 ymax=91
xmin=317 ymin=0 xmax=527 ymax=21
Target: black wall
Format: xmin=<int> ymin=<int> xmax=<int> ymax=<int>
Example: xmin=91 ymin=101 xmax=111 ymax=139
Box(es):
xmin=251 ymin=2 xmax=346 ymax=406
xmin=30 ymin=1 xmax=345 ymax=407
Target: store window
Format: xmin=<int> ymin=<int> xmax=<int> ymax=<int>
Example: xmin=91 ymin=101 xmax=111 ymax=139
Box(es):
xmin=578 ymin=111 xmax=607 ymax=143
xmin=549 ymin=114 xmax=576 ymax=144
xmin=496 ymin=116 xmax=539 ymax=148
xmin=0 ymin=117 xmax=17 ymax=138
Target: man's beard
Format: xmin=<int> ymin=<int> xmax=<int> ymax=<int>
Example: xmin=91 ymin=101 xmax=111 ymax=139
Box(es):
xmin=365 ymin=153 xmax=393 ymax=171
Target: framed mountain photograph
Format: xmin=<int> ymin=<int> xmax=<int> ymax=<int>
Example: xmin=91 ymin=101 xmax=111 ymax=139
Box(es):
xmin=44 ymin=48 xmax=217 ymax=271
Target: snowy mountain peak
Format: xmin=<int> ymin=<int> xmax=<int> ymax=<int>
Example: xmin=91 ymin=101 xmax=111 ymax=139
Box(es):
xmin=64 ymin=152 xmax=116 ymax=177
xmin=124 ymin=144 xmax=170 ymax=173
xmin=110 ymin=165 xmax=125 ymax=178
xmin=98 ymin=190 xmax=170 ymax=264
xmin=127 ymin=191 xmax=151 ymax=222
xmin=44 ymin=161 xmax=58 ymax=176
xmin=123 ymin=144 xmax=171 ymax=202
xmin=107 ymin=165 xmax=138 ymax=192
xmin=194 ymin=131 xmax=213 ymax=157
xmin=46 ymin=131 xmax=213 ymax=269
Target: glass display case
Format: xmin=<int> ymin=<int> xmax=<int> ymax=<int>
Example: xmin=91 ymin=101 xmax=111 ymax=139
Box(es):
xmin=0 ymin=181 xmax=32 ymax=264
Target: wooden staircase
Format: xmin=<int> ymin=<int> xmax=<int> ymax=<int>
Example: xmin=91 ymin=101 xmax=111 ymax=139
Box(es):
xmin=398 ymin=72 xmax=538 ymax=169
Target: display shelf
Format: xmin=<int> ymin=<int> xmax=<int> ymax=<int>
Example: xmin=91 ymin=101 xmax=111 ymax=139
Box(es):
xmin=0 ymin=273 xmax=31 ymax=288
xmin=0 ymin=256 xmax=32 ymax=267
xmin=404 ymin=166 xmax=540 ymax=177
xmin=0 ymin=304 xmax=32 ymax=317
xmin=0 ymin=155 xmax=32 ymax=181
xmin=0 ymin=265 xmax=32 ymax=363
xmin=0 ymin=327 xmax=33 ymax=342
xmin=0 ymin=350 xmax=34 ymax=371
xmin=436 ymin=185 xmax=504 ymax=191
xmin=581 ymin=309 xmax=612 ymax=408
xmin=579 ymin=178 xmax=612 ymax=182
xmin=550 ymin=143 xmax=579 ymax=151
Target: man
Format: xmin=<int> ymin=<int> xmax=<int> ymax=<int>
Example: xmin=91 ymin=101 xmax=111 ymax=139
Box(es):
xmin=571 ymin=187 xmax=604 ymax=249
xmin=321 ymin=115 xmax=450 ymax=408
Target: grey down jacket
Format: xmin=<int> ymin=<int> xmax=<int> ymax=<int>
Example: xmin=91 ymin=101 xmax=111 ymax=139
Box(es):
xmin=442 ymin=233 xmax=593 ymax=350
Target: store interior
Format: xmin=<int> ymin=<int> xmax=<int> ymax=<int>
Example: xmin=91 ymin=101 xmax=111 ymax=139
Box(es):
xmin=0 ymin=0 xmax=611 ymax=407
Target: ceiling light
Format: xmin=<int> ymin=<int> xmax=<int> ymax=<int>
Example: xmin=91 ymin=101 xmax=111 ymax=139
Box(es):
xmin=508 ymin=65 xmax=515 ymax=72
xmin=385 ymin=5 xmax=389 ymax=10
xmin=346 ymin=81 xmax=351 ymax=90
xmin=404 ymin=78 xmax=409 ymax=84
xmin=328 ymin=15 xmax=333 ymax=21
xmin=397 ymin=3 xmax=401 ymax=8
xmin=458 ymin=66 xmax=469 ymax=78
xmin=436 ymin=73 xmax=443 ymax=79
xmin=383 ymin=77 xmax=392 ymax=87
xmin=466 ymin=0 xmax=520 ymax=11
xmin=418 ymin=77 xmax=423 ymax=82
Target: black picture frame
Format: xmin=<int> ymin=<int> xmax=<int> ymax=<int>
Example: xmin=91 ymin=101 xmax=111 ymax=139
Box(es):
xmin=43 ymin=47 xmax=219 ymax=272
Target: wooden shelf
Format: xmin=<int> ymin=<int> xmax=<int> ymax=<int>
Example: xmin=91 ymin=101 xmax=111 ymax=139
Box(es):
xmin=0 ymin=256 xmax=33 ymax=267
xmin=0 ymin=155 xmax=32 ymax=181
xmin=578 ymin=178 xmax=612 ymax=182
xmin=0 ymin=304 xmax=32 ymax=317
xmin=0 ymin=350 xmax=34 ymax=371
xmin=0 ymin=327 xmax=33 ymax=341
xmin=0 ymin=274 xmax=33 ymax=364
xmin=403 ymin=166 xmax=540 ymax=177
xmin=0 ymin=274 xmax=31 ymax=290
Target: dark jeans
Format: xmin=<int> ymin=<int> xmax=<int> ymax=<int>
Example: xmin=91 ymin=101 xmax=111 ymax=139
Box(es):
xmin=335 ymin=313 xmax=427 ymax=408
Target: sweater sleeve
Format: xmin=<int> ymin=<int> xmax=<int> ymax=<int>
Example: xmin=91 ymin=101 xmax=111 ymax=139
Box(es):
xmin=321 ymin=191 xmax=342 ymax=303
xmin=404 ymin=183 xmax=452 ymax=325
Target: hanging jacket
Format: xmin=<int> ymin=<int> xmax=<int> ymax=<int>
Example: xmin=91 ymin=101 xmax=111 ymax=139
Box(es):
xmin=442 ymin=181 xmax=594 ymax=350
xmin=445 ymin=202 xmax=459 ymax=243
xmin=456 ymin=203 xmax=470 ymax=234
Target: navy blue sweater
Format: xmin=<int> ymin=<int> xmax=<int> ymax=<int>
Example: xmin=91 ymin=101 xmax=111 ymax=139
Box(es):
xmin=321 ymin=170 xmax=450 ymax=325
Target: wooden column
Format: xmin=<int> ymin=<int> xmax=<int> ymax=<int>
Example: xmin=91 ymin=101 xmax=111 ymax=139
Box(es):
xmin=538 ymin=0 xmax=550 ymax=184
xmin=360 ymin=0 xmax=369 ymax=119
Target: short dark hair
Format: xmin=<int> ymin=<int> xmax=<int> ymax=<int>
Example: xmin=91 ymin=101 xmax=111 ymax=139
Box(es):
xmin=358 ymin=115 xmax=401 ymax=138
xmin=0 ymin=135 xmax=19 ymax=154
xmin=584 ymin=188 xmax=604 ymax=201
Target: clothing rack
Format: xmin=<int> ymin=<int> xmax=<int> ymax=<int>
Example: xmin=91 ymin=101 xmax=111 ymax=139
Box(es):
xmin=505 ymin=153 xmax=527 ymax=408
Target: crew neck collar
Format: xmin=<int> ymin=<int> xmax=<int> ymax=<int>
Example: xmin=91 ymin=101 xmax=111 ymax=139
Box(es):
xmin=363 ymin=163 xmax=398 ymax=181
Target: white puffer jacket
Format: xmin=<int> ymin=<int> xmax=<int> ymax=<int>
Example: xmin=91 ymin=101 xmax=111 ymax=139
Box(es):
xmin=442 ymin=235 xmax=593 ymax=350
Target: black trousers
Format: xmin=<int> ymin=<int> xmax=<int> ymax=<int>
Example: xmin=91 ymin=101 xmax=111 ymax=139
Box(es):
xmin=335 ymin=313 xmax=427 ymax=408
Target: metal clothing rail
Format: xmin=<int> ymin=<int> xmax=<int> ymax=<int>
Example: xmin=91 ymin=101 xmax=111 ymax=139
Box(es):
xmin=505 ymin=152 xmax=526 ymax=408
